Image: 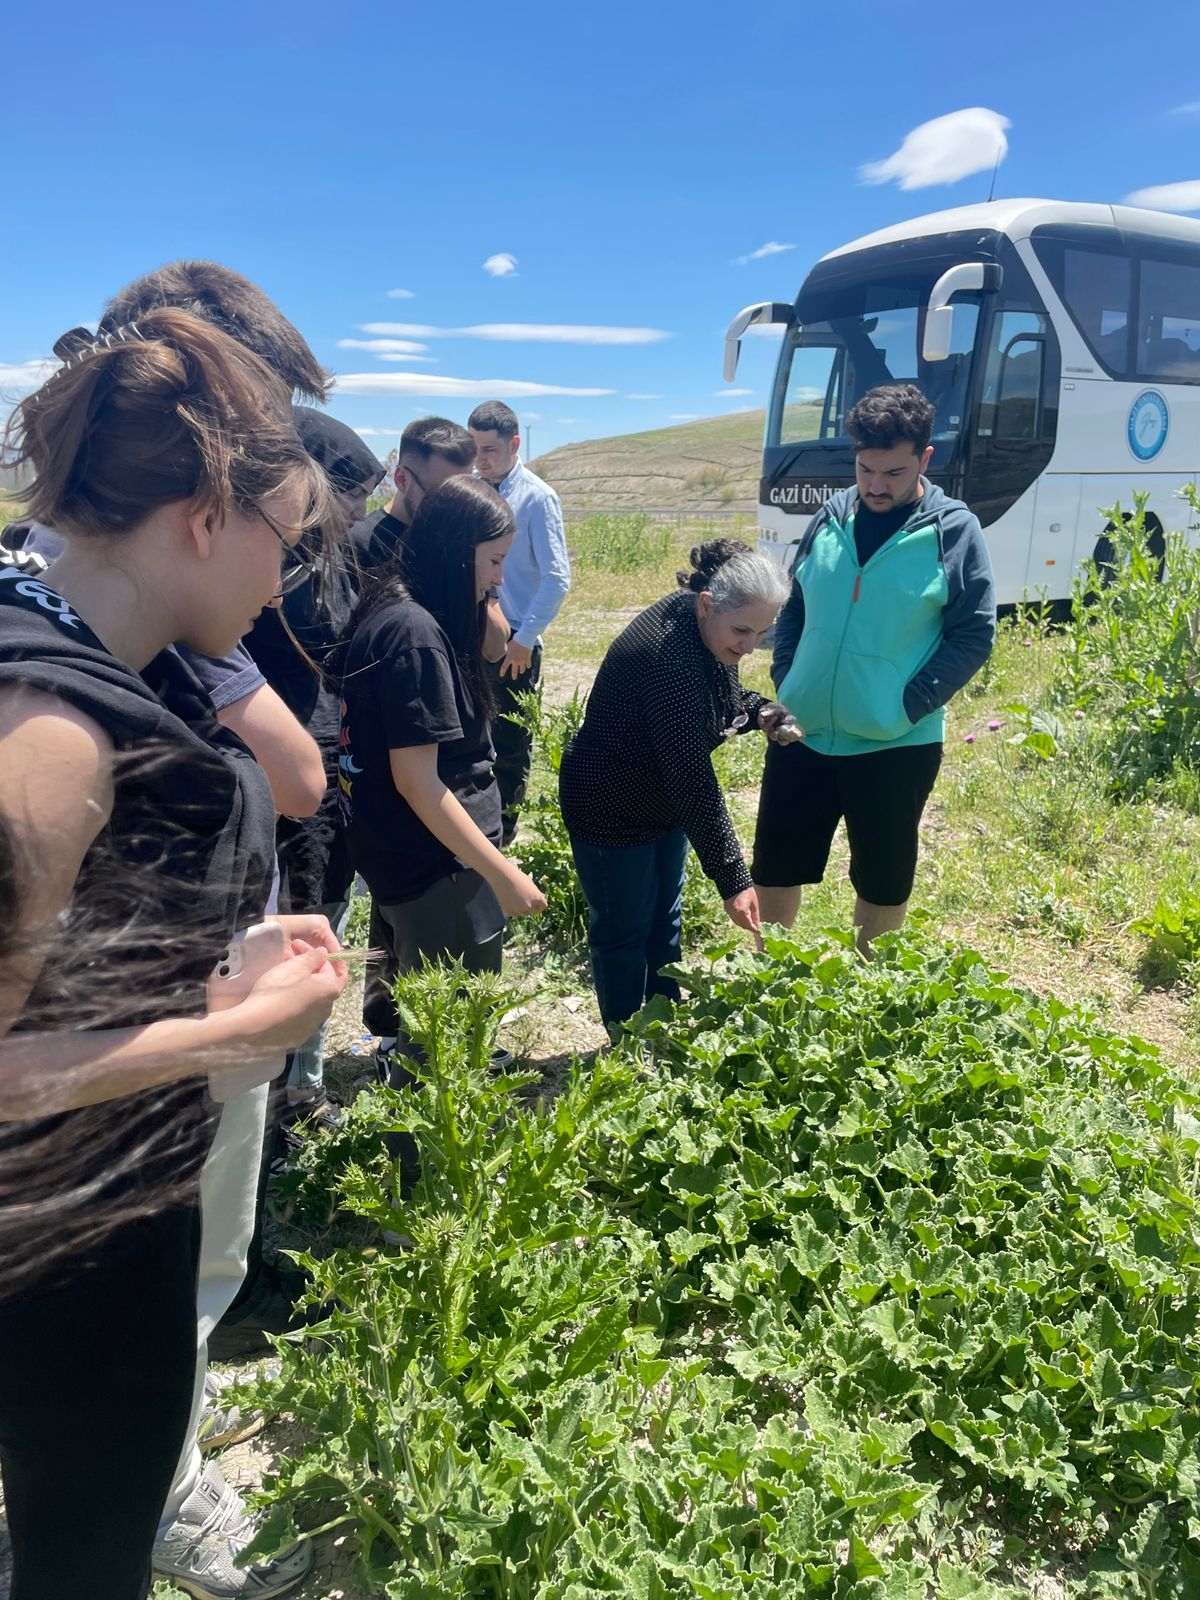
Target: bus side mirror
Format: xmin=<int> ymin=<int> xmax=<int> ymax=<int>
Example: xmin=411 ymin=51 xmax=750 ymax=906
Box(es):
xmin=723 ymin=302 xmax=794 ymax=382
xmin=922 ymin=263 xmax=1002 ymax=361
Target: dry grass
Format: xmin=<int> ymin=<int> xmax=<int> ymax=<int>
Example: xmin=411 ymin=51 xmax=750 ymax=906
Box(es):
xmin=531 ymin=405 xmax=818 ymax=513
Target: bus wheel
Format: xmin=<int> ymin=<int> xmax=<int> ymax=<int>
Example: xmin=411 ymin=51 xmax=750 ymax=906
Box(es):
xmin=1091 ymin=512 xmax=1166 ymax=588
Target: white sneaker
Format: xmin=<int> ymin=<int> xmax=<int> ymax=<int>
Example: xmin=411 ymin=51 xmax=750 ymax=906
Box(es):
xmin=198 ymin=1366 xmax=277 ymax=1453
xmin=152 ymin=1459 xmax=313 ymax=1598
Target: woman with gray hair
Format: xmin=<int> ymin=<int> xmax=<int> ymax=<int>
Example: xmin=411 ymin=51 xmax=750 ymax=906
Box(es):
xmin=559 ymin=538 xmax=799 ymax=1034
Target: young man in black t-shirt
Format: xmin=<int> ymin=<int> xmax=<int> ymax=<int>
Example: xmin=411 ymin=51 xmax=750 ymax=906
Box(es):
xmin=753 ymin=384 xmax=996 ymax=952
xmin=349 ymin=416 xmax=476 ymax=576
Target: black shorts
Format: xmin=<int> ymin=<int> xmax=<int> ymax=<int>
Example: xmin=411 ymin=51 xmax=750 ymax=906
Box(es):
xmin=752 ymin=738 xmax=943 ymax=907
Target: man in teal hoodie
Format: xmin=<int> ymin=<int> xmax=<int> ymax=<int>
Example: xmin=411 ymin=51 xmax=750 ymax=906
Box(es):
xmin=753 ymin=383 xmax=995 ymax=951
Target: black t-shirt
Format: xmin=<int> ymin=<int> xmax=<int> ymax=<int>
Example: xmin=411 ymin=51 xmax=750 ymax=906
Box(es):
xmin=245 ymin=565 xmax=355 ymax=746
xmin=852 ymin=496 xmax=923 ymax=565
xmin=338 ymin=596 xmax=500 ymax=904
xmin=350 ymin=510 xmax=408 ymax=577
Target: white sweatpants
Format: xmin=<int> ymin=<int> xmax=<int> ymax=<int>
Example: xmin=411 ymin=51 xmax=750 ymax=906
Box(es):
xmin=159 ymin=1079 xmax=272 ymax=1522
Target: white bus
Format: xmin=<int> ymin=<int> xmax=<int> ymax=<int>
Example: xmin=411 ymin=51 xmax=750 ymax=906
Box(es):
xmin=724 ymin=199 xmax=1200 ymax=603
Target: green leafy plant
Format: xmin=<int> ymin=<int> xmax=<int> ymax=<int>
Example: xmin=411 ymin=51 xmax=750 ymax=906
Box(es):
xmin=1055 ymin=488 xmax=1200 ymax=804
xmin=246 ymin=935 xmax=1200 ymax=1596
xmin=504 ymin=686 xmax=589 ymax=950
xmin=568 ymin=511 xmax=673 ymax=575
xmin=989 ymin=702 xmax=1109 ymax=864
xmin=1132 ymin=890 xmax=1200 ymax=988
xmin=344 ymin=891 xmax=373 ymax=948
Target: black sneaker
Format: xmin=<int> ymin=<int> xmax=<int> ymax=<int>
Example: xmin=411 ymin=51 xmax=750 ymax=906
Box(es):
xmin=280 ymin=1086 xmax=342 ymax=1152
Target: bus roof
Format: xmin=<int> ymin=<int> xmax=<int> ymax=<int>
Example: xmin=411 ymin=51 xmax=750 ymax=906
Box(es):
xmin=822 ymin=198 xmax=1200 ymax=261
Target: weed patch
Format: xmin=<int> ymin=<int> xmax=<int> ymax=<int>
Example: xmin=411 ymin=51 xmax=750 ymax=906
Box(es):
xmin=248 ymin=936 xmax=1200 ymax=1596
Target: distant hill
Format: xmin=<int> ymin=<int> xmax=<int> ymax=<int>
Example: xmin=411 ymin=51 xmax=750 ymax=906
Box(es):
xmin=529 ymin=405 xmax=818 ymax=514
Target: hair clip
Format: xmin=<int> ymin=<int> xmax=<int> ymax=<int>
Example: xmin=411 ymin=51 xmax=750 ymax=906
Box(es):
xmin=51 ymin=326 xmax=97 ymax=363
xmin=51 ymin=322 xmax=148 ymax=368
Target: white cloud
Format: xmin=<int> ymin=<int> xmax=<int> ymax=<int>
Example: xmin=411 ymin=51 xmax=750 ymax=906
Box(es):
xmin=556 ymin=417 xmax=577 ymax=425
xmin=860 ymin=107 xmax=1010 ymax=191
xmin=669 ymin=413 xmax=699 ymax=422
xmin=360 ymin=321 xmax=669 ymax=345
xmin=745 ymin=323 xmax=787 ymax=339
xmin=333 ymin=372 xmax=615 ymax=398
xmin=627 ymin=392 xmax=664 ymax=399
xmin=734 ymin=241 xmax=796 ymax=265
xmin=715 ymin=388 xmax=754 ymax=397
xmin=523 ymin=411 xmax=543 ymax=422
xmin=1124 ymin=179 xmax=1200 ymax=213
xmin=386 ymin=287 xmax=415 ymax=299
xmin=353 ymin=427 xmax=401 ymax=437
xmin=475 ymin=323 xmax=668 ymax=344
xmin=1171 ymin=102 xmax=1200 ymax=117
xmin=338 ymin=338 xmax=434 ymax=363
xmin=363 ymin=324 xmax=448 ymax=337
xmin=484 ymin=253 xmax=518 ymax=278
xmin=0 ymin=357 xmax=58 ymax=394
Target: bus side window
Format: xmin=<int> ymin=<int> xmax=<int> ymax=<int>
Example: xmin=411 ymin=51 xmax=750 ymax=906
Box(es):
xmin=978 ymin=311 xmax=1049 ymax=441
xmin=1138 ymin=257 xmax=1200 ymax=382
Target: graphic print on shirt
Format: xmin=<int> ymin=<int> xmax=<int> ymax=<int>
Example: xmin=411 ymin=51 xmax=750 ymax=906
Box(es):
xmin=337 ymin=697 xmax=361 ymax=819
xmin=0 ymin=565 xmax=83 ymax=629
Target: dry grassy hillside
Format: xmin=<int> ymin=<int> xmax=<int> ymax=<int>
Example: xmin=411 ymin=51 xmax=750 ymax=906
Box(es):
xmin=530 ymin=406 xmax=816 ymax=513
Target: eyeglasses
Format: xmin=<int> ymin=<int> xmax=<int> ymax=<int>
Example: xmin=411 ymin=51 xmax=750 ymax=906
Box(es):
xmin=252 ymin=504 xmax=317 ymax=598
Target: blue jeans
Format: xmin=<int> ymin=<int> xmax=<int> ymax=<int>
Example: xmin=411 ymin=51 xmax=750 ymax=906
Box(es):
xmin=286 ymin=898 xmax=351 ymax=1094
xmin=569 ymin=829 xmax=689 ymax=1032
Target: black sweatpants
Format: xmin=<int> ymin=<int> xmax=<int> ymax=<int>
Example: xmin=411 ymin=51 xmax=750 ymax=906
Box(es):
xmin=363 ymin=869 xmax=506 ymax=1049
xmin=0 ymin=1203 xmax=201 ymax=1600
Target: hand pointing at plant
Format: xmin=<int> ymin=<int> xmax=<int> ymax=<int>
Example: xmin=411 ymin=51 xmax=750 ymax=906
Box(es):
xmin=724 ymin=886 xmax=765 ymax=951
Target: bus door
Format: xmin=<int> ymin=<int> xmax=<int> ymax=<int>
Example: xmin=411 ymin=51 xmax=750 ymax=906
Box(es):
xmin=966 ymin=306 xmax=1061 ymax=600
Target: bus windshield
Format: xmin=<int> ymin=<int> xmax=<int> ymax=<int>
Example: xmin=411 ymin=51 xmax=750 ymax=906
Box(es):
xmin=769 ymin=257 xmax=981 ymax=466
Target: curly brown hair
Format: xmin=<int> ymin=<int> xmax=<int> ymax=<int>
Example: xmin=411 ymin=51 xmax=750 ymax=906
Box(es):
xmin=845 ymin=383 xmax=934 ymax=454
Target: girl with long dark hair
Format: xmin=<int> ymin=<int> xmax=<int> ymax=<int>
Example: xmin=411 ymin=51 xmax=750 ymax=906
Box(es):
xmin=0 ymin=310 xmax=348 ymax=1600
xmin=338 ymin=474 xmax=546 ymax=1082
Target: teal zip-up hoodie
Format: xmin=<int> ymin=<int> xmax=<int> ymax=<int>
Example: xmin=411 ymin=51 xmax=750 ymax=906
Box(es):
xmin=773 ymin=482 xmax=996 ymax=757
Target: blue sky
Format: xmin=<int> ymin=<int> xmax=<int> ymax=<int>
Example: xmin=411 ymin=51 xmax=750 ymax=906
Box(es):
xmin=3 ymin=0 xmax=1198 ymax=461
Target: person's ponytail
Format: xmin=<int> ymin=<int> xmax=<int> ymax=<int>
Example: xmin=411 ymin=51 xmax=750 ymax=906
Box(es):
xmin=4 ymin=308 xmax=328 ymax=539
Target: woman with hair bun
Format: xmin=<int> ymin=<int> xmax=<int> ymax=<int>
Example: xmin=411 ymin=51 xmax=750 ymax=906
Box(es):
xmin=0 ymin=310 xmax=347 ymax=1599
xmin=559 ymin=538 xmax=799 ymax=1035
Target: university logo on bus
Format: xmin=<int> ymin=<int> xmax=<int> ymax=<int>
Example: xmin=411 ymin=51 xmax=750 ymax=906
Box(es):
xmin=765 ymin=480 xmax=843 ymax=512
xmin=1127 ymin=391 xmax=1169 ymax=462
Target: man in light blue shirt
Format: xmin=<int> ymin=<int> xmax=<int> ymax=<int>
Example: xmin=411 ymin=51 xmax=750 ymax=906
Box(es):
xmin=469 ymin=400 xmax=571 ymax=844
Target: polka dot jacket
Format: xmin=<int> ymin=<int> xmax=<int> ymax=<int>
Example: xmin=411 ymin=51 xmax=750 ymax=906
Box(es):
xmin=558 ymin=590 xmax=766 ymax=901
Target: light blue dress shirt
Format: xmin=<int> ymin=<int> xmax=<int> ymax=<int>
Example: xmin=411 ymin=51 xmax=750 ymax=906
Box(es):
xmin=493 ymin=459 xmax=571 ymax=650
